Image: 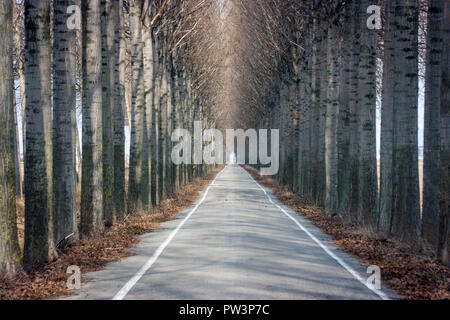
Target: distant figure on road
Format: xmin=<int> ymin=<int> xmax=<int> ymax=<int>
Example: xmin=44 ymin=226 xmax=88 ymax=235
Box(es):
xmin=228 ymin=152 xmax=237 ymax=165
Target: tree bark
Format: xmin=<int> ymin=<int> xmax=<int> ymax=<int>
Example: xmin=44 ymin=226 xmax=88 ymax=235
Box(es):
xmin=53 ymin=0 xmax=78 ymax=245
xmin=379 ymin=0 xmax=396 ymax=238
xmin=23 ymin=0 xmax=57 ymax=268
xmin=114 ymin=0 xmax=126 ymax=219
xmin=423 ymin=0 xmax=444 ymax=250
xmin=128 ymin=0 xmax=148 ymax=212
xmin=81 ymin=0 xmax=104 ymax=236
xmin=325 ymin=14 xmax=340 ymax=214
xmin=101 ymin=0 xmax=116 ymax=225
xmin=391 ymin=0 xmax=421 ymax=243
xmin=143 ymin=8 xmax=155 ymax=206
xmin=337 ymin=2 xmax=355 ymax=218
xmin=357 ymin=0 xmax=379 ymax=228
xmin=0 ymin=0 xmax=21 ymax=278
xmin=437 ymin=0 xmax=450 ymax=264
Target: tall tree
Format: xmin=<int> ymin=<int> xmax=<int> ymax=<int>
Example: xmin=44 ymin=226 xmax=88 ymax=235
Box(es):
xmin=114 ymin=0 xmax=126 ymax=219
xmin=437 ymin=0 xmax=449 ymax=264
xmin=53 ymin=0 xmax=78 ymax=245
xmin=423 ymin=0 xmax=444 ymax=250
xmin=101 ymin=0 xmax=116 ymax=225
xmin=337 ymin=2 xmax=356 ymax=218
xmin=0 ymin=0 xmax=21 ymax=278
xmin=297 ymin=20 xmax=312 ymax=196
xmin=379 ymin=0 xmax=396 ymax=238
xmin=347 ymin=0 xmax=362 ymax=220
xmin=357 ymin=0 xmax=379 ymax=228
xmin=143 ymin=1 xmax=155 ymax=207
xmin=128 ymin=0 xmax=148 ymax=212
xmin=324 ymin=10 xmax=341 ymax=214
xmin=390 ymin=0 xmax=421 ymax=242
xmin=23 ymin=0 xmax=57 ymax=268
xmin=81 ymin=0 xmax=104 ymax=236
xmin=310 ymin=12 xmax=322 ymax=202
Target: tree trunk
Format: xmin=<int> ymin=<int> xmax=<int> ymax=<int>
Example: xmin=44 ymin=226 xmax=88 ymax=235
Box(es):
xmin=152 ymin=34 xmax=161 ymax=205
xmin=379 ymin=0 xmax=396 ymax=238
xmin=101 ymin=0 xmax=116 ymax=225
xmin=337 ymin=2 xmax=355 ymax=218
xmin=298 ymin=23 xmax=312 ymax=196
xmin=316 ymin=22 xmax=328 ymax=206
xmin=53 ymin=0 xmax=78 ymax=245
xmin=324 ymin=14 xmax=340 ymax=214
xmin=391 ymin=0 xmax=421 ymax=243
xmin=437 ymin=0 xmax=450 ymax=264
xmin=114 ymin=0 xmax=126 ymax=219
xmin=128 ymin=0 xmax=147 ymax=212
xmin=143 ymin=10 xmax=154 ymax=207
xmin=310 ymin=15 xmax=321 ymax=201
xmin=423 ymin=0 xmax=444 ymax=250
xmin=0 ymin=0 xmax=21 ymax=278
xmin=81 ymin=0 xmax=104 ymax=236
xmin=357 ymin=0 xmax=379 ymax=228
xmin=347 ymin=1 xmax=362 ymax=221
xmin=23 ymin=0 xmax=57 ymax=268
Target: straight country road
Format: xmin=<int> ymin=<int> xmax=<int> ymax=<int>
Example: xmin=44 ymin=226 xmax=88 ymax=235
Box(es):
xmin=69 ymin=165 xmax=391 ymax=300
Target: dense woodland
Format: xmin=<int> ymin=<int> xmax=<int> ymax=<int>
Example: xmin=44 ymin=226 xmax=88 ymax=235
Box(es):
xmin=0 ymin=0 xmax=449 ymax=281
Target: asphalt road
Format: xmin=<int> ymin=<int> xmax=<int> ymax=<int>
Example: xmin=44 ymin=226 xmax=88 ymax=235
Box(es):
xmin=69 ymin=165 xmax=391 ymax=300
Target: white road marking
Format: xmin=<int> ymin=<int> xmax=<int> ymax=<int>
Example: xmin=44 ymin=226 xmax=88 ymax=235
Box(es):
xmin=243 ymin=167 xmax=390 ymax=301
xmin=112 ymin=167 xmax=226 ymax=300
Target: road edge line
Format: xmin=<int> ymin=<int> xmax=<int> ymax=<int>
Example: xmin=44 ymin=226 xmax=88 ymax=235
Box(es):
xmin=242 ymin=167 xmax=390 ymax=301
xmin=112 ymin=166 xmax=226 ymax=300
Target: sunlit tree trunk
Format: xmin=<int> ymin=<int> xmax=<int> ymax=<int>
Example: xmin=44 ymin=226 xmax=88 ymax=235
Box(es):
xmin=81 ymin=0 xmax=104 ymax=236
xmin=23 ymin=0 xmax=57 ymax=267
xmin=143 ymin=10 xmax=154 ymax=206
xmin=151 ymin=34 xmax=161 ymax=205
xmin=159 ymin=43 xmax=169 ymax=200
xmin=0 ymin=0 xmax=21 ymax=278
xmin=166 ymin=54 xmax=174 ymax=196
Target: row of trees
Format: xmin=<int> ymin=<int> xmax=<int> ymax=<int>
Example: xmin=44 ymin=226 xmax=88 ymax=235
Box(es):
xmin=0 ymin=0 xmax=223 ymax=278
xmin=242 ymin=0 xmax=448 ymax=263
xmin=1 ymin=0 xmax=448 ymax=280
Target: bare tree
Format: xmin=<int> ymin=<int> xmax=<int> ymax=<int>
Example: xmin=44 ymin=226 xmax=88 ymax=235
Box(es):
xmin=53 ymin=0 xmax=78 ymax=245
xmin=0 ymin=0 xmax=21 ymax=279
xmin=23 ymin=0 xmax=57 ymax=268
xmin=81 ymin=0 xmax=104 ymax=236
